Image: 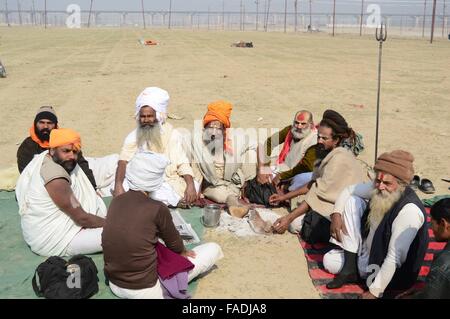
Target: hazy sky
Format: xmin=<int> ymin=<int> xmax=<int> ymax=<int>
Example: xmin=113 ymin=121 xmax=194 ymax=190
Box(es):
xmin=5 ymin=0 xmax=446 ymax=15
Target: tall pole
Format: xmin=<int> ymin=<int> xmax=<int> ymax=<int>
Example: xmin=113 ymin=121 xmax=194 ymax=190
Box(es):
xmin=294 ymin=0 xmax=298 ymax=32
xmin=284 ymin=0 xmax=287 ymax=33
xmin=243 ymin=2 xmax=245 ymax=31
xmin=88 ymin=0 xmax=93 ymax=28
xmin=31 ymin=0 xmax=36 ymax=25
xmin=309 ymin=0 xmax=312 ymax=29
xmin=375 ymin=24 xmax=387 ymax=164
xmin=168 ymin=0 xmax=172 ymax=29
xmin=430 ymin=0 xmax=437 ymax=43
xmin=141 ymin=0 xmax=146 ymax=29
xmin=256 ymin=0 xmax=259 ymax=31
xmin=44 ymin=0 xmax=47 ymax=29
xmin=222 ymin=0 xmax=225 ymax=30
xmin=359 ymin=0 xmax=364 ymax=36
xmin=207 ymin=6 xmax=210 ymax=30
xmin=265 ymin=0 xmax=271 ymax=31
xmin=332 ymin=0 xmax=336 ymax=36
xmin=422 ymin=0 xmax=427 ymax=37
xmin=240 ymin=0 xmax=243 ymax=31
xmin=5 ymin=0 xmax=10 ymax=27
xmin=442 ymin=0 xmax=446 ymax=37
xmin=17 ymin=0 xmax=22 ymax=25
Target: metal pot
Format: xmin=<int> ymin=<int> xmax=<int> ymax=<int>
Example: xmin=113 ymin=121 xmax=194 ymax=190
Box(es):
xmin=202 ymin=204 xmax=221 ymax=227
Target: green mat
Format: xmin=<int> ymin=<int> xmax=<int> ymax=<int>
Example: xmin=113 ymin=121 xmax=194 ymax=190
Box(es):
xmin=0 ymin=191 xmax=205 ymax=299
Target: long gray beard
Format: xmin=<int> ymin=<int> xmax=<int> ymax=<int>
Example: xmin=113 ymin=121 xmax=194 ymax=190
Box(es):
xmin=291 ymin=126 xmax=311 ymax=141
xmin=368 ymin=185 xmax=405 ymax=227
xmin=136 ymin=125 xmax=163 ymax=153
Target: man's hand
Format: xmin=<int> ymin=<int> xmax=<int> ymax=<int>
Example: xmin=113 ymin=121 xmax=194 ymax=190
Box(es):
xmin=112 ymin=184 xmax=125 ymax=198
xmin=272 ymin=174 xmax=281 ymax=187
xmin=273 ymin=215 xmax=292 ymax=234
xmin=361 ymin=291 xmax=377 ymax=299
xmin=269 ymin=193 xmax=286 ymax=206
xmin=184 ymin=183 xmax=198 ymax=204
xmin=330 ymin=213 xmax=348 ymax=243
xmin=181 ymin=250 xmax=197 ymax=259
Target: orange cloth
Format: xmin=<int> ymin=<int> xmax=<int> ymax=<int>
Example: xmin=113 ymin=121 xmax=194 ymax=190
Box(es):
xmin=203 ymin=101 xmax=233 ymax=154
xmin=29 ymin=125 xmax=50 ymax=149
xmin=203 ymin=100 xmax=233 ymax=129
xmin=49 ymin=128 xmax=82 ymax=151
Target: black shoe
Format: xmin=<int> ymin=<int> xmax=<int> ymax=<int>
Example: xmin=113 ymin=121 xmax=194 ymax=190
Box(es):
xmin=326 ymin=272 xmax=359 ymax=289
xmin=410 ymin=175 xmax=420 ymax=190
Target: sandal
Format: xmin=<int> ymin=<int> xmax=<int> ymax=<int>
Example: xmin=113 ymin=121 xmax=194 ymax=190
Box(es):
xmin=419 ymin=178 xmax=435 ymax=194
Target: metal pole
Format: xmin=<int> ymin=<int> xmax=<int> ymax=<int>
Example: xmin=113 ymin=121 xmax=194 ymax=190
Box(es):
xmin=284 ymin=0 xmax=287 ymax=33
xmin=44 ymin=0 xmax=47 ymax=29
xmin=17 ymin=0 xmax=22 ymax=25
xmin=332 ymin=0 xmax=336 ymax=36
xmin=88 ymin=0 xmax=93 ymax=28
xmin=207 ymin=6 xmax=210 ymax=30
xmin=222 ymin=0 xmax=225 ymax=30
xmin=359 ymin=0 xmax=364 ymax=36
xmin=168 ymin=0 xmax=172 ymax=29
xmin=422 ymin=0 xmax=427 ymax=37
xmin=375 ymin=23 xmax=387 ymax=164
xmin=294 ymin=0 xmax=298 ymax=32
xmin=141 ymin=0 xmax=146 ymax=29
xmin=31 ymin=0 xmax=36 ymax=25
xmin=5 ymin=0 xmax=10 ymax=27
xmin=265 ymin=0 xmax=271 ymax=32
xmin=430 ymin=0 xmax=437 ymax=43
xmin=442 ymin=0 xmax=446 ymax=37
xmin=243 ymin=3 xmax=246 ymax=31
xmin=256 ymin=0 xmax=259 ymax=30
xmin=309 ymin=0 xmax=312 ymax=29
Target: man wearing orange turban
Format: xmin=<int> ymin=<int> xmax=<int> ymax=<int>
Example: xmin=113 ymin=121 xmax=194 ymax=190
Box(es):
xmin=191 ymin=100 xmax=257 ymax=218
xmin=15 ymin=128 xmax=107 ymax=257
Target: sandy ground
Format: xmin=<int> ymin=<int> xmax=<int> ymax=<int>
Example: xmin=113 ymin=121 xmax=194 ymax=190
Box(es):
xmin=0 ymin=27 xmax=449 ymax=298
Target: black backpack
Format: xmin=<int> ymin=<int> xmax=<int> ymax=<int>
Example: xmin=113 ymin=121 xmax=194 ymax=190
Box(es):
xmin=32 ymin=255 xmax=99 ymax=299
xmin=244 ymin=178 xmax=277 ymax=207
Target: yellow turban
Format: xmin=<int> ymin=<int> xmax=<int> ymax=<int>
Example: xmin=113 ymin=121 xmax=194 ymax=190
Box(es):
xmin=49 ymin=128 xmax=82 ymax=151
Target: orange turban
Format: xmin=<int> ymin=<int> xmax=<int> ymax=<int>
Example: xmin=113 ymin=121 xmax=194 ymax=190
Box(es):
xmin=49 ymin=128 xmax=82 ymax=151
xmin=203 ymin=100 xmax=233 ymax=128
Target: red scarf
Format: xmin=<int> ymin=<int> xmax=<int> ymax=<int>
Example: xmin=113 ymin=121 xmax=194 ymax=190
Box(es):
xmin=276 ymin=130 xmax=293 ymax=165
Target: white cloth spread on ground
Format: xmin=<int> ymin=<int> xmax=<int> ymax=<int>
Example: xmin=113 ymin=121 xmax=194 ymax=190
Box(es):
xmin=216 ymin=208 xmax=279 ymax=237
xmin=16 ymin=151 xmax=107 ymax=257
xmin=324 ymin=182 xmax=424 ymax=297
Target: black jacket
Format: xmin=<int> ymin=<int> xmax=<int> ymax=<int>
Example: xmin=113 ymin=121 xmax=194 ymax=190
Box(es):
xmin=17 ymin=136 xmax=97 ymax=189
xmin=414 ymin=242 xmax=450 ymax=299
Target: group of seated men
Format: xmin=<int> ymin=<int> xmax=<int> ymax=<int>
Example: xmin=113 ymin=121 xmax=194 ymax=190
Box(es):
xmin=14 ymin=86 xmax=449 ymax=299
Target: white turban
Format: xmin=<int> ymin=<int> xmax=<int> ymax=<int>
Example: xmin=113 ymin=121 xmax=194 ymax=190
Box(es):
xmin=125 ymin=151 xmax=170 ymax=193
xmin=135 ymin=87 xmax=170 ymax=124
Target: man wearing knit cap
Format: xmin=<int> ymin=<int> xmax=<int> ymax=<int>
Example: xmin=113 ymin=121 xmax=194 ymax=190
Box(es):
xmin=190 ymin=100 xmax=257 ymax=217
xmin=272 ymin=109 xmax=368 ymax=236
xmin=17 ymin=106 xmax=97 ymax=189
xmin=323 ymin=150 xmax=428 ymax=299
xmin=16 ymin=128 xmax=107 ymax=257
xmin=113 ymin=87 xmax=198 ymax=208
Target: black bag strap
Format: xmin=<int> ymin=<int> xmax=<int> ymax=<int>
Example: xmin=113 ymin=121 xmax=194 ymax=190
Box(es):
xmin=32 ymin=269 xmax=43 ymax=297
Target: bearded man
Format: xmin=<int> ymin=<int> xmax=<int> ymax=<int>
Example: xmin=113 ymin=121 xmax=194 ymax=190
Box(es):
xmin=113 ymin=87 xmax=198 ymax=207
xmin=323 ymin=150 xmax=429 ymax=299
xmin=256 ymin=110 xmax=317 ymax=190
xmin=17 ymin=106 xmax=97 ymax=189
xmin=190 ymin=100 xmax=257 ymax=217
xmin=15 ymin=128 xmax=107 ymax=257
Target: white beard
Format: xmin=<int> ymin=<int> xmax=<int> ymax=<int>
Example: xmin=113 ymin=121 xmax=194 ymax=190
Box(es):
xmin=291 ymin=126 xmax=311 ymax=141
xmin=368 ymin=186 xmax=405 ymax=227
xmin=136 ymin=124 xmax=163 ymax=153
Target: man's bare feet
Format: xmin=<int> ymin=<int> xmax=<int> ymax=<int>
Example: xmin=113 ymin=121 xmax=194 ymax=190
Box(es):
xmin=248 ymin=210 xmax=273 ymax=234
